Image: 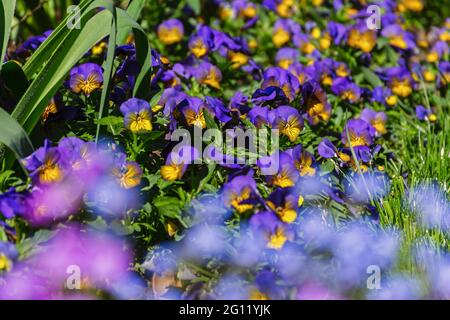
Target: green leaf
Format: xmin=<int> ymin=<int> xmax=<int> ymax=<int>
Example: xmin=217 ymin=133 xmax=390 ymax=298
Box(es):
xmin=97 ymin=115 xmax=123 ymax=126
xmin=117 ymin=0 xmax=145 ymax=44
xmin=204 ymin=109 xmax=218 ymax=129
xmin=0 ymin=107 xmax=34 ymax=160
xmin=0 ymin=0 xmax=16 ymax=73
xmin=22 ymin=0 xmax=109 ymax=78
xmin=320 ymin=159 xmax=335 ymax=176
xmin=186 ymin=0 xmax=201 ymax=15
xmin=153 ymin=196 xmax=182 ymax=218
xmin=361 ymin=67 xmax=382 ymax=88
xmin=0 ymin=61 xmax=29 ymax=100
xmin=11 ymin=5 xmax=152 ymax=136
xmin=16 ymin=229 xmax=56 ymax=260
xmin=96 ymin=5 xmax=117 ymax=143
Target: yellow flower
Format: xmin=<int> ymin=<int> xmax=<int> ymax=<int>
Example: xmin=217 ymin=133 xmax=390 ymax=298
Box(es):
xmin=92 ymin=42 xmax=107 ymax=55
xmin=390 ymin=78 xmax=412 ymax=97
xmin=311 ymin=27 xmax=321 ymax=39
xmin=248 ymin=39 xmax=258 ymax=49
xmin=41 ymin=100 xmax=58 ymax=123
xmin=166 ymin=221 xmax=177 ymax=237
xmin=158 ymin=26 xmax=183 ymax=45
xmin=371 ymin=118 xmax=387 ymax=135
xmin=0 ymin=254 xmax=12 ymax=272
xmin=389 ymin=35 xmax=408 ymax=49
xmin=319 ymin=34 xmax=331 ymax=50
xmin=190 ymin=39 xmax=208 ymax=58
xmin=423 ymin=70 xmax=436 ymax=82
xmin=273 ymin=28 xmax=290 ymax=47
xmin=230 ymin=187 xmax=254 ymax=213
xmin=267 ymin=201 xmax=297 ymax=223
xmin=295 ymin=155 xmax=316 ymax=177
xmin=341 ymin=90 xmax=358 ymax=102
xmin=336 ymin=64 xmax=350 ymax=77
xmin=307 ymin=102 xmax=331 ymax=125
xmin=200 ymin=68 xmax=222 ymax=89
xmin=278 ymin=58 xmax=292 ymax=69
xmin=279 ymin=117 xmax=302 ymax=142
xmin=228 ymin=51 xmax=249 ymax=69
xmin=114 ymin=162 xmax=142 ymax=189
xmin=272 ymin=169 xmax=295 ymax=188
xmin=73 ymin=74 xmax=102 ymax=95
xmin=161 ymin=163 xmax=184 ymax=181
xmin=427 ymin=52 xmax=439 ymax=63
xmin=321 ymin=74 xmax=333 ymax=86
xmin=39 ymin=159 xmax=63 ymax=184
xmin=249 ymin=289 xmax=269 ymax=300
xmin=152 ymin=104 xmax=164 ymax=113
xmin=348 ymin=133 xmax=369 ymax=147
xmin=276 ymin=0 xmax=295 ymax=17
xmin=184 ymin=109 xmax=206 ymax=128
xmin=219 ymin=6 xmax=234 ymax=20
xmin=301 ymin=42 xmax=316 ymax=54
xmin=385 ymin=95 xmax=398 ymax=106
xmin=127 ymin=109 xmax=153 ymax=133
xmin=398 ymin=0 xmax=423 ymax=12
xmin=348 ymin=29 xmax=376 ymax=53
xmin=267 ymin=227 xmax=288 ymax=250
xmin=241 ymin=5 xmax=257 ymax=18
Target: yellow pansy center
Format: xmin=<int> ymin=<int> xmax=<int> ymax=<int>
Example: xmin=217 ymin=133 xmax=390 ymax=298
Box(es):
xmin=389 ymin=35 xmax=408 ymax=49
xmin=190 ymin=39 xmax=208 ymax=58
xmin=74 ymin=74 xmax=102 ymax=95
xmin=348 ymin=29 xmax=376 ymax=53
xmin=241 ymin=5 xmax=257 ymax=18
xmin=390 ymin=78 xmax=412 ymax=97
xmin=427 ymin=52 xmax=439 ymax=63
xmin=398 ymin=0 xmax=423 ymax=12
xmin=272 ymin=169 xmax=295 ymax=188
xmin=158 ymin=27 xmax=183 ymax=45
xmin=39 ymin=159 xmax=63 ymax=184
xmin=423 ymin=70 xmax=435 ymax=82
xmin=116 ymin=163 xmax=142 ymax=189
xmin=41 ymin=101 xmax=58 ymax=123
xmin=341 ymin=90 xmax=357 ymax=102
xmin=348 ymin=133 xmax=368 ymax=147
xmin=249 ymin=289 xmax=269 ymax=300
xmin=336 ymin=65 xmax=350 ymax=77
xmin=200 ymin=69 xmax=221 ymax=89
xmin=92 ymin=42 xmax=107 ymax=55
xmin=319 ymin=33 xmax=331 ymax=50
xmin=372 ymin=118 xmax=387 ymax=135
xmin=0 ymin=254 xmax=12 ymax=272
xmin=267 ymin=227 xmax=288 ymax=250
xmin=278 ymin=58 xmax=292 ymax=70
xmin=230 ymin=187 xmax=253 ymax=213
xmin=228 ymin=51 xmax=249 ymax=69
xmin=385 ymin=95 xmax=398 ymax=106
xmin=279 ymin=117 xmax=302 ymax=142
xmin=185 ymin=109 xmax=206 ymax=128
xmin=128 ymin=110 xmax=152 ymax=133
xmin=295 ymin=155 xmax=316 ymax=177
xmin=307 ymin=102 xmax=331 ymax=125
xmin=267 ymin=201 xmax=297 ymax=223
xmin=301 ymin=42 xmax=316 ymax=54
xmin=161 ymin=163 xmax=184 ymax=181
xmin=321 ymin=74 xmax=333 ymax=86
xmin=273 ymin=28 xmax=290 ymax=48
xmin=219 ymin=6 xmax=233 ymax=20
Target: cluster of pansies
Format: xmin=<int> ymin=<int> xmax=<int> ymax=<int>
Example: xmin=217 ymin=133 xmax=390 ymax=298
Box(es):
xmin=2 ymin=137 xmax=142 ymax=227
xmin=1 ymin=0 xmax=450 ymax=299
